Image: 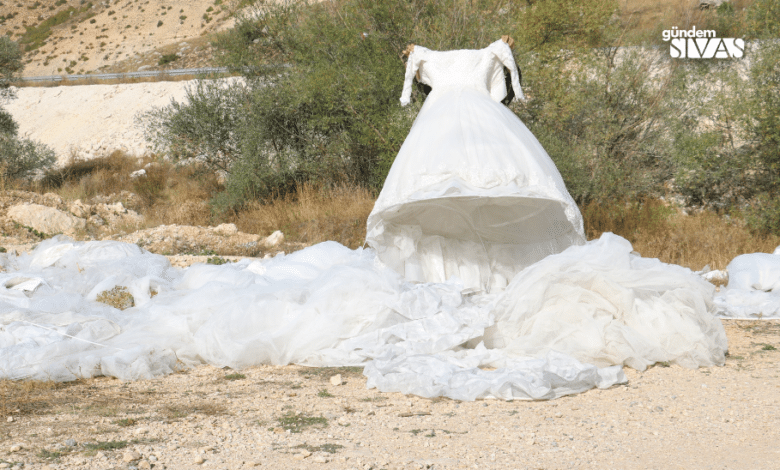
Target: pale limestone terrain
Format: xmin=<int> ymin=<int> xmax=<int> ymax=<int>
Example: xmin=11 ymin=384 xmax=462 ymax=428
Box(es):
xmin=4 ymin=79 xmax=225 ymax=163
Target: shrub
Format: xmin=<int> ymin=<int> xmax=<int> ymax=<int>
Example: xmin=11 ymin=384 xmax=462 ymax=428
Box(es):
xmin=158 ymin=53 xmax=178 ymax=66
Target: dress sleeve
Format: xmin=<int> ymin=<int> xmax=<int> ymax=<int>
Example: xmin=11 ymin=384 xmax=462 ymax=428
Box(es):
xmin=490 ymin=40 xmax=525 ymax=101
xmin=400 ymin=47 xmax=424 ymax=106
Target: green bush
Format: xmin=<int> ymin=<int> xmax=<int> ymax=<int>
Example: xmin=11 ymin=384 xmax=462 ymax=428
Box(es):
xmin=158 ymin=53 xmax=179 ymax=66
xmin=1 ymin=37 xmax=57 ymax=181
xmin=0 ymin=134 xmax=57 ymax=180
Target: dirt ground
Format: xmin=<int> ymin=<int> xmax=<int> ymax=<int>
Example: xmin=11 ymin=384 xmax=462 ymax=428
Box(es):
xmin=0 ymin=320 xmax=778 ymax=470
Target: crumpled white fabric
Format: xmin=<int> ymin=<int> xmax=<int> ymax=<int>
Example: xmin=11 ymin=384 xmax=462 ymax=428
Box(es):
xmin=0 ymin=233 xmax=728 ymax=400
xmin=714 ymin=248 xmax=780 ymax=319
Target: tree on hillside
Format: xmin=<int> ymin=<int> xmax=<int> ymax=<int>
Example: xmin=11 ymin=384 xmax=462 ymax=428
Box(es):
xmin=0 ymin=36 xmax=56 ymax=181
xmin=0 ymin=36 xmax=23 ymax=135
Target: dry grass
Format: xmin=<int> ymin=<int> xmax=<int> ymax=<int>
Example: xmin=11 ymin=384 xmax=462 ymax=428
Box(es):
xmin=619 ymin=0 xmax=754 ymax=43
xmin=26 ymin=152 xmax=780 ymax=266
xmin=232 ymin=184 xmax=377 ymax=250
xmin=583 ymin=199 xmax=780 ymax=271
xmin=39 ymin=150 xmax=221 ymax=227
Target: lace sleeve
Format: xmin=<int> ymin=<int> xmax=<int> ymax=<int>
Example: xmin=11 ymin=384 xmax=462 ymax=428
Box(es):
xmin=400 ymin=47 xmax=424 ymax=106
xmin=490 ymin=40 xmax=524 ymax=101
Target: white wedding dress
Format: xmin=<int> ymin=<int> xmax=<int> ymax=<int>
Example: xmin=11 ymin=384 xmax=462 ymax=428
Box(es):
xmin=0 ymin=41 xmax=730 ymax=401
xmin=367 ymin=40 xmax=585 ymax=293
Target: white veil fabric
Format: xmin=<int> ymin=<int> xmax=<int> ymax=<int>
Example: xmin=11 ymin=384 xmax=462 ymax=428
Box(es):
xmin=367 ymin=40 xmax=585 ymax=293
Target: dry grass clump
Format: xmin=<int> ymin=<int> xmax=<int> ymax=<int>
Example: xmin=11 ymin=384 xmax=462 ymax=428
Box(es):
xmin=583 ymin=199 xmax=780 ymax=271
xmin=233 ymin=184 xmax=376 ymax=250
xmin=40 ymin=150 xmax=143 ymax=202
xmin=96 ymin=285 xmax=134 ymax=310
xmin=37 ymin=150 xmax=221 ymax=226
xmin=619 ymin=0 xmax=754 ymax=42
xmin=0 ymin=379 xmax=60 ymax=417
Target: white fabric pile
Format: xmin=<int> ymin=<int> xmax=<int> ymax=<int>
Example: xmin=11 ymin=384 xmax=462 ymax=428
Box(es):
xmin=0 ymin=233 xmax=728 ymax=400
xmin=714 ymin=246 xmax=780 ymax=319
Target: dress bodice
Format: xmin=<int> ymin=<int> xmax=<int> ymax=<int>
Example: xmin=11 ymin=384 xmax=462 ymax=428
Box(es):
xmin=400 ymin=39 xmax=524 ymax=106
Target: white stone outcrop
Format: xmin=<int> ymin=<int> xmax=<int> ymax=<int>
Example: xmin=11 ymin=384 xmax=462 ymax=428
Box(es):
xmin=7 ymin=203 xmax=86 ymax=235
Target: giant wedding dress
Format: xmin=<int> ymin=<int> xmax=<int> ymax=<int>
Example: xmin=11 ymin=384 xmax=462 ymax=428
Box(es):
xmin=367 ymin=39 xmax=585 ymax=293
xmin=0 ymin=40 xmax=728 ymax=401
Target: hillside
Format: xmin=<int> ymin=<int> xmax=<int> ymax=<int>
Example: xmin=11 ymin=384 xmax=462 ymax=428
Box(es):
xmin=0 ymin=0 xmax=242 ymax=76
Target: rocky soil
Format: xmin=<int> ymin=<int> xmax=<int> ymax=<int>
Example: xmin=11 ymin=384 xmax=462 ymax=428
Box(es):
xmin=2 ymin=0 xmax=238 ymax=76
xmin=0 ymin=321 xmax=777 ymax=470
xmin=0 ymin=190 xmax=289 ymax=260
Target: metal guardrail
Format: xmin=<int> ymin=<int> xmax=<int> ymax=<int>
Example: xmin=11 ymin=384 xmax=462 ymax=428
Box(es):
xmin=16 ymin=67 xmax=231 ymax=83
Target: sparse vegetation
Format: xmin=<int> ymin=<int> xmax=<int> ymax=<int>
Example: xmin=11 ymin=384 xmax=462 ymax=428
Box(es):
xmin=96 ymin=286 xmax=135 ymax=310
xmin=276 ymin=413 xmax=328 ymax=433
xmin=224 ymin=372 xmax=245 ymax=380
xmin=158 ymin=52 xmax=178 ymax=66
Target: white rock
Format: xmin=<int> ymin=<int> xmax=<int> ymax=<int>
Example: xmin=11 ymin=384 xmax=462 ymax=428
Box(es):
xmin=213 ymin=223 xmax=239 ymax=236
xmin=193 ymin=455 xmax=205 ymax=464
xmin=68 ymin=199 xmax=91 ymax=218
xmin=133 ymin=426 xmax=150 ymax=435
xmin=7 ymin=203 xmax=86 ymax=235
xmin=122 ymin=451 xmax=141 ymax=462
xmin=9 ymin=444 xmax=22 ymax=452
xmin=312 ymin=455 xmax=328 ymax=463
xmin=330 ymin=374 xmax=343 ymax=386
xmin=6 ymin=417 xmax=13 ymax=423
xmin=130 ymin=169 xmax=147 ymax=178
xmin=263 ymin=230 xmax=284 ymax=248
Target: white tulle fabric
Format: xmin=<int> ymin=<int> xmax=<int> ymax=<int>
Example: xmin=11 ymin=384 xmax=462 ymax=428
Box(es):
xmin=0 ymin=234 xmax=727 ymax=400
xmin=714 ymin=247 xmax=780 ymax=319
xmin=367 ymin=40 xmax=585 ymax=293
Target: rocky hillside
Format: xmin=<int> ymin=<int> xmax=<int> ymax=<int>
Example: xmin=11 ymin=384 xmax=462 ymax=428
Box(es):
xmin=1 ymin=0 xmax=243 ymax=76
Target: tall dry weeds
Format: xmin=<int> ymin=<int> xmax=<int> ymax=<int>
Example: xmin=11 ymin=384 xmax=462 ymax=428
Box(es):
xmin=233 ymin=184 xmax=376 ymax=249
xmin=583 ymin=199 xmax=780 ymax=270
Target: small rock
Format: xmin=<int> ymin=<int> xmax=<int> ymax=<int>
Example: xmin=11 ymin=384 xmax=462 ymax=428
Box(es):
xmin=6 ymin=417 xmax=12 ymax=423
xmin=123 ymin=451 xmax=142 ymax=462
xmin=0 ymin=463 xmax=10 ymax=468
xmin=554 ymin=412 xmax=562 ymax=418
xmin=96 ymin=451 xmax=107 ymax=459
xmin=312 ymin=455 xmax=329 ymax=463
xmin=263 ymin=230 xmax=284 ymax=248
xmin=133 ymin=426 xmax=150 ymax=436
xmin=193 ymin=455 xmax=205 ymax=465
xmin=65 ymin=438 xmax=76 ymax=447
xmin=273 ymin=427 xmax=285 ymax=434
xmin=213 ymin=223 xmax=239 ymax=236
xmin=68 ymin=199 xmax=91 ymax=218
xmin=9 ymin=444 xmax=22 ymax=452
xmin=130 ymin=169 xmax=147 ymax=179
xmin=330 ymin=374 xmax=343 ymax=386
xmin=138 ymin=460 xmax=152 ymax=469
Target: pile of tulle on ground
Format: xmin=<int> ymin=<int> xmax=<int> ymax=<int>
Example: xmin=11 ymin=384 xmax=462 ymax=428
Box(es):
xmin=714 ymin=246 xmax=780 ymax=319
xmin=0 ymin=233 xmax=731 ymax=400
